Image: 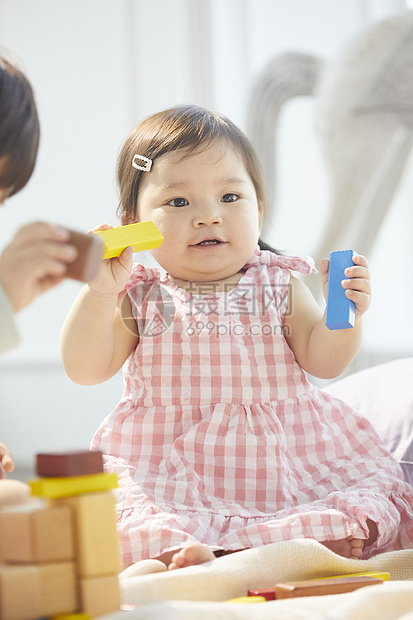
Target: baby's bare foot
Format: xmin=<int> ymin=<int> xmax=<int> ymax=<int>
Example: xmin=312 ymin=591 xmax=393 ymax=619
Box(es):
xmin=168 ymin=543 xmax=216 ymax=570
xmin=321 ymin=537 xmax=364 ymax=559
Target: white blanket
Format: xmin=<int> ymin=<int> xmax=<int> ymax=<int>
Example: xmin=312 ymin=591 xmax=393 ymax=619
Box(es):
xmin=105 ymin=539 xmax=413 ymax=619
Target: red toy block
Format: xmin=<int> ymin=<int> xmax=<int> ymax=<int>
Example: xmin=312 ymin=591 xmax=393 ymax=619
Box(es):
xmin=36 ymin=451 xmax=104 ymax=478
xmin=247 ymin=588 xmax=276 ymax=601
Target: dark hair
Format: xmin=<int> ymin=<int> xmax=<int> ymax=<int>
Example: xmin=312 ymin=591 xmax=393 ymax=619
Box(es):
xmin=0 ymin=52 xmax=40 ymax=196
xmin=117 ymin=105 xmax=267 ymax=221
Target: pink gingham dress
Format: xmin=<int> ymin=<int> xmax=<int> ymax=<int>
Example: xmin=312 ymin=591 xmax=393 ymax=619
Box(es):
xmin=91 ymin=248 xmax=413 ymax=566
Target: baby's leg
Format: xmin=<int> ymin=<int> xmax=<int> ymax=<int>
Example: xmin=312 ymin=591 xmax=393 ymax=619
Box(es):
xmin=321 ymin=537 xmax=364 ymax=559
xmin=321 ymin=519 xmax=378 ymax=559
xmin=167 ymin=543 xmax=216 ymax=570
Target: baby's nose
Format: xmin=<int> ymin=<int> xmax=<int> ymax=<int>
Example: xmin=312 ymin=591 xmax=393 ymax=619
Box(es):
xmin=192 ymin=206 xmax=223 ymax=227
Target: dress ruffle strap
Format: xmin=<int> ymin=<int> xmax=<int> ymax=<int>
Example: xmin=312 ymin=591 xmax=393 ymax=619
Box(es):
xmin=125 ymin=263 xmax=162 ymax=292
xmin=126 ymin=248 xmax=317 ymax=295
xmin=244 ymin=246 xmax=317 ymax=275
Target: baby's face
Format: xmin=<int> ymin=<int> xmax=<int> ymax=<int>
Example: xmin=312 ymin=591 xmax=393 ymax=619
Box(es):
xmin=135 ymin=142 xmax=262 ymax=285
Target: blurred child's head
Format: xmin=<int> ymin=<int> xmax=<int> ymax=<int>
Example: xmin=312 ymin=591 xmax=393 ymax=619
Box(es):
xmin=0 ymin=52 xmax=40 ymax=199
xmin=117 ymin=105 xmax=266 ymax=223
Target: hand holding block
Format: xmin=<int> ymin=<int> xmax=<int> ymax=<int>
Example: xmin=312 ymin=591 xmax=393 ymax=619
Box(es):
xmin=275 ymin=575 xmax=383 ymax=599
xmin=94 ymin=221 xmax=164 ymax=259
xmin=325 ymin=249 xmax=355 ymax=330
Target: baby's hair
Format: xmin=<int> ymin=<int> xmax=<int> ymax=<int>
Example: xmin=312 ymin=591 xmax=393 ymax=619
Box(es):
xmin=0 ymin=51 xmax=40 ymax=196
xmin=117 ymin=104 xmax=267 ymax=223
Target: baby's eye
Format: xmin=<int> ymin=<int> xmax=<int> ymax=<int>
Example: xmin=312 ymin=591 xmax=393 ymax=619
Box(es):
xmin=167 ymin=197 xmax=188 ymax=208
xmin=221 ymin=193 xmax=239 ymax=203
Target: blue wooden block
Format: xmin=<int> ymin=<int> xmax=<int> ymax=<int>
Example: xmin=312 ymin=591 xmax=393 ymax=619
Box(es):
xmin=325 ymin=250 xmax=355 ymax=330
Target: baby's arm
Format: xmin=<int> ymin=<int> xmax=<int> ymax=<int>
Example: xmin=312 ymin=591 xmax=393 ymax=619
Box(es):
xmin=284 ymin=254 xmax=371 ymax=379
xmin=60 ymin=227 xmax=139 ymax=385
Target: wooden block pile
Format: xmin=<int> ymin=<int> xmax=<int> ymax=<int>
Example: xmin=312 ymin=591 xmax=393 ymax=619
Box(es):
xmin=0 ymin=451 xmax=121 ymax=620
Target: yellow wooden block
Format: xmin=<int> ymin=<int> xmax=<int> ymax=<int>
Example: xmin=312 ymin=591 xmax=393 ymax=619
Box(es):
xmin=51 ymin=492 xmax=121 ymax=577
xmin=311 ymin=571 xmax=390 ymax=581
xmin=94 ymin=221 xmax=164 ymax=259
xmin=28 ymin=472 xmax=118 ymax=498
xmin=0 ymin=504 xmax=74 ymax=563
xmin=78 ymin=574 xmax=120 ymax=617
xmin=225 ymin=596 xmax=267 ymax=603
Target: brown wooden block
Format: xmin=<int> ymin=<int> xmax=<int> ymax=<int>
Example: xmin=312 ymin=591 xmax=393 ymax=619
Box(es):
xmin=36 ymin=451 xmax=104 ymax=478
xmin=0 ymin=504 xmax=75 ymax=563
xmin=78 ymin=574 xmax=120 ymax=617
xmin=38 ymin=562 xmax=78 ymax=616
xmin=274 ymin=575 xmax=383 ymax=599
xmin=65 ymin=229 xmax=102 ymax=282
xmin=51 ymin=492 xmax=120 ymax=577
xmin=0 ymin=564 xmax=41 ymax=620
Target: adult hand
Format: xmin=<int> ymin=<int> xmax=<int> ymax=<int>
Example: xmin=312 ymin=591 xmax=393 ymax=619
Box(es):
xmin=0 ymin=222 xmax=78 ymax=312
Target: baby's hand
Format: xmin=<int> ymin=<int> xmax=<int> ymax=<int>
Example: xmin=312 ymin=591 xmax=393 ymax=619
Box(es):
xmin=0 ymin=442 xmax=14 ymax=479
xmin=320 ymin=253 xmax=371 ymax=320
xmin=87 ymin=224 xmax=134 ymax=295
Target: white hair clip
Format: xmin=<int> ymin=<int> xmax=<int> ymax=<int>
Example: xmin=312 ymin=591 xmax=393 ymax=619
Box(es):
xmin=132 ymin=154 xmax=152 ymax=172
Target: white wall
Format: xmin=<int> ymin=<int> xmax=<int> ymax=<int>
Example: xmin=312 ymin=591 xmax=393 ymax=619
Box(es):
xmin=0 ymin=0 xmax=411 ymax=472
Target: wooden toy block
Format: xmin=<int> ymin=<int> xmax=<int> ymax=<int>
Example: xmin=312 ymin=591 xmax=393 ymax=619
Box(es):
xmin=50 ymin=492 xmax=120 ymax=577
xmin=94 ymin=221 xmax=164 ymax=259
xmin=37 ymin=562 xmax=77 ymax=617
xmin=36 ymin=451 xmax=104 ymax=478
xmin=65 ymin=230 xmax=103 ymax=282
xmin=78 ymin=575 xmax=120 ymax=618
xmin=247 ymin=571 xmax=390 ymax=601
xmin=325 ymin=249 xmax=355 ymax=330
xmin=247 ymin=588 xmax=276 ymax=601
xmin=0 ymin=504 xmax=74 ymax=564
xmin=0 ymin=564 xmax=41 ymax=620
xmin=274 ymin=575 xmax=383 ymax=599
xmin=29 ymin=472 xmax=117 ymax=499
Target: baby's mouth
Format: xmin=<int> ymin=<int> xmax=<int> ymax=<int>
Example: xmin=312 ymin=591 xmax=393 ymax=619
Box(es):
xmin=195 ymin=239 xmax=223 ymax=246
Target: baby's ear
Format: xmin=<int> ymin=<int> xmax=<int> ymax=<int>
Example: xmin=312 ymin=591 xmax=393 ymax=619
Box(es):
xmin=258 ymin=205 xmax=264 ymax=231
xmin=121 ymin=213 xmax=135 ymax=226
